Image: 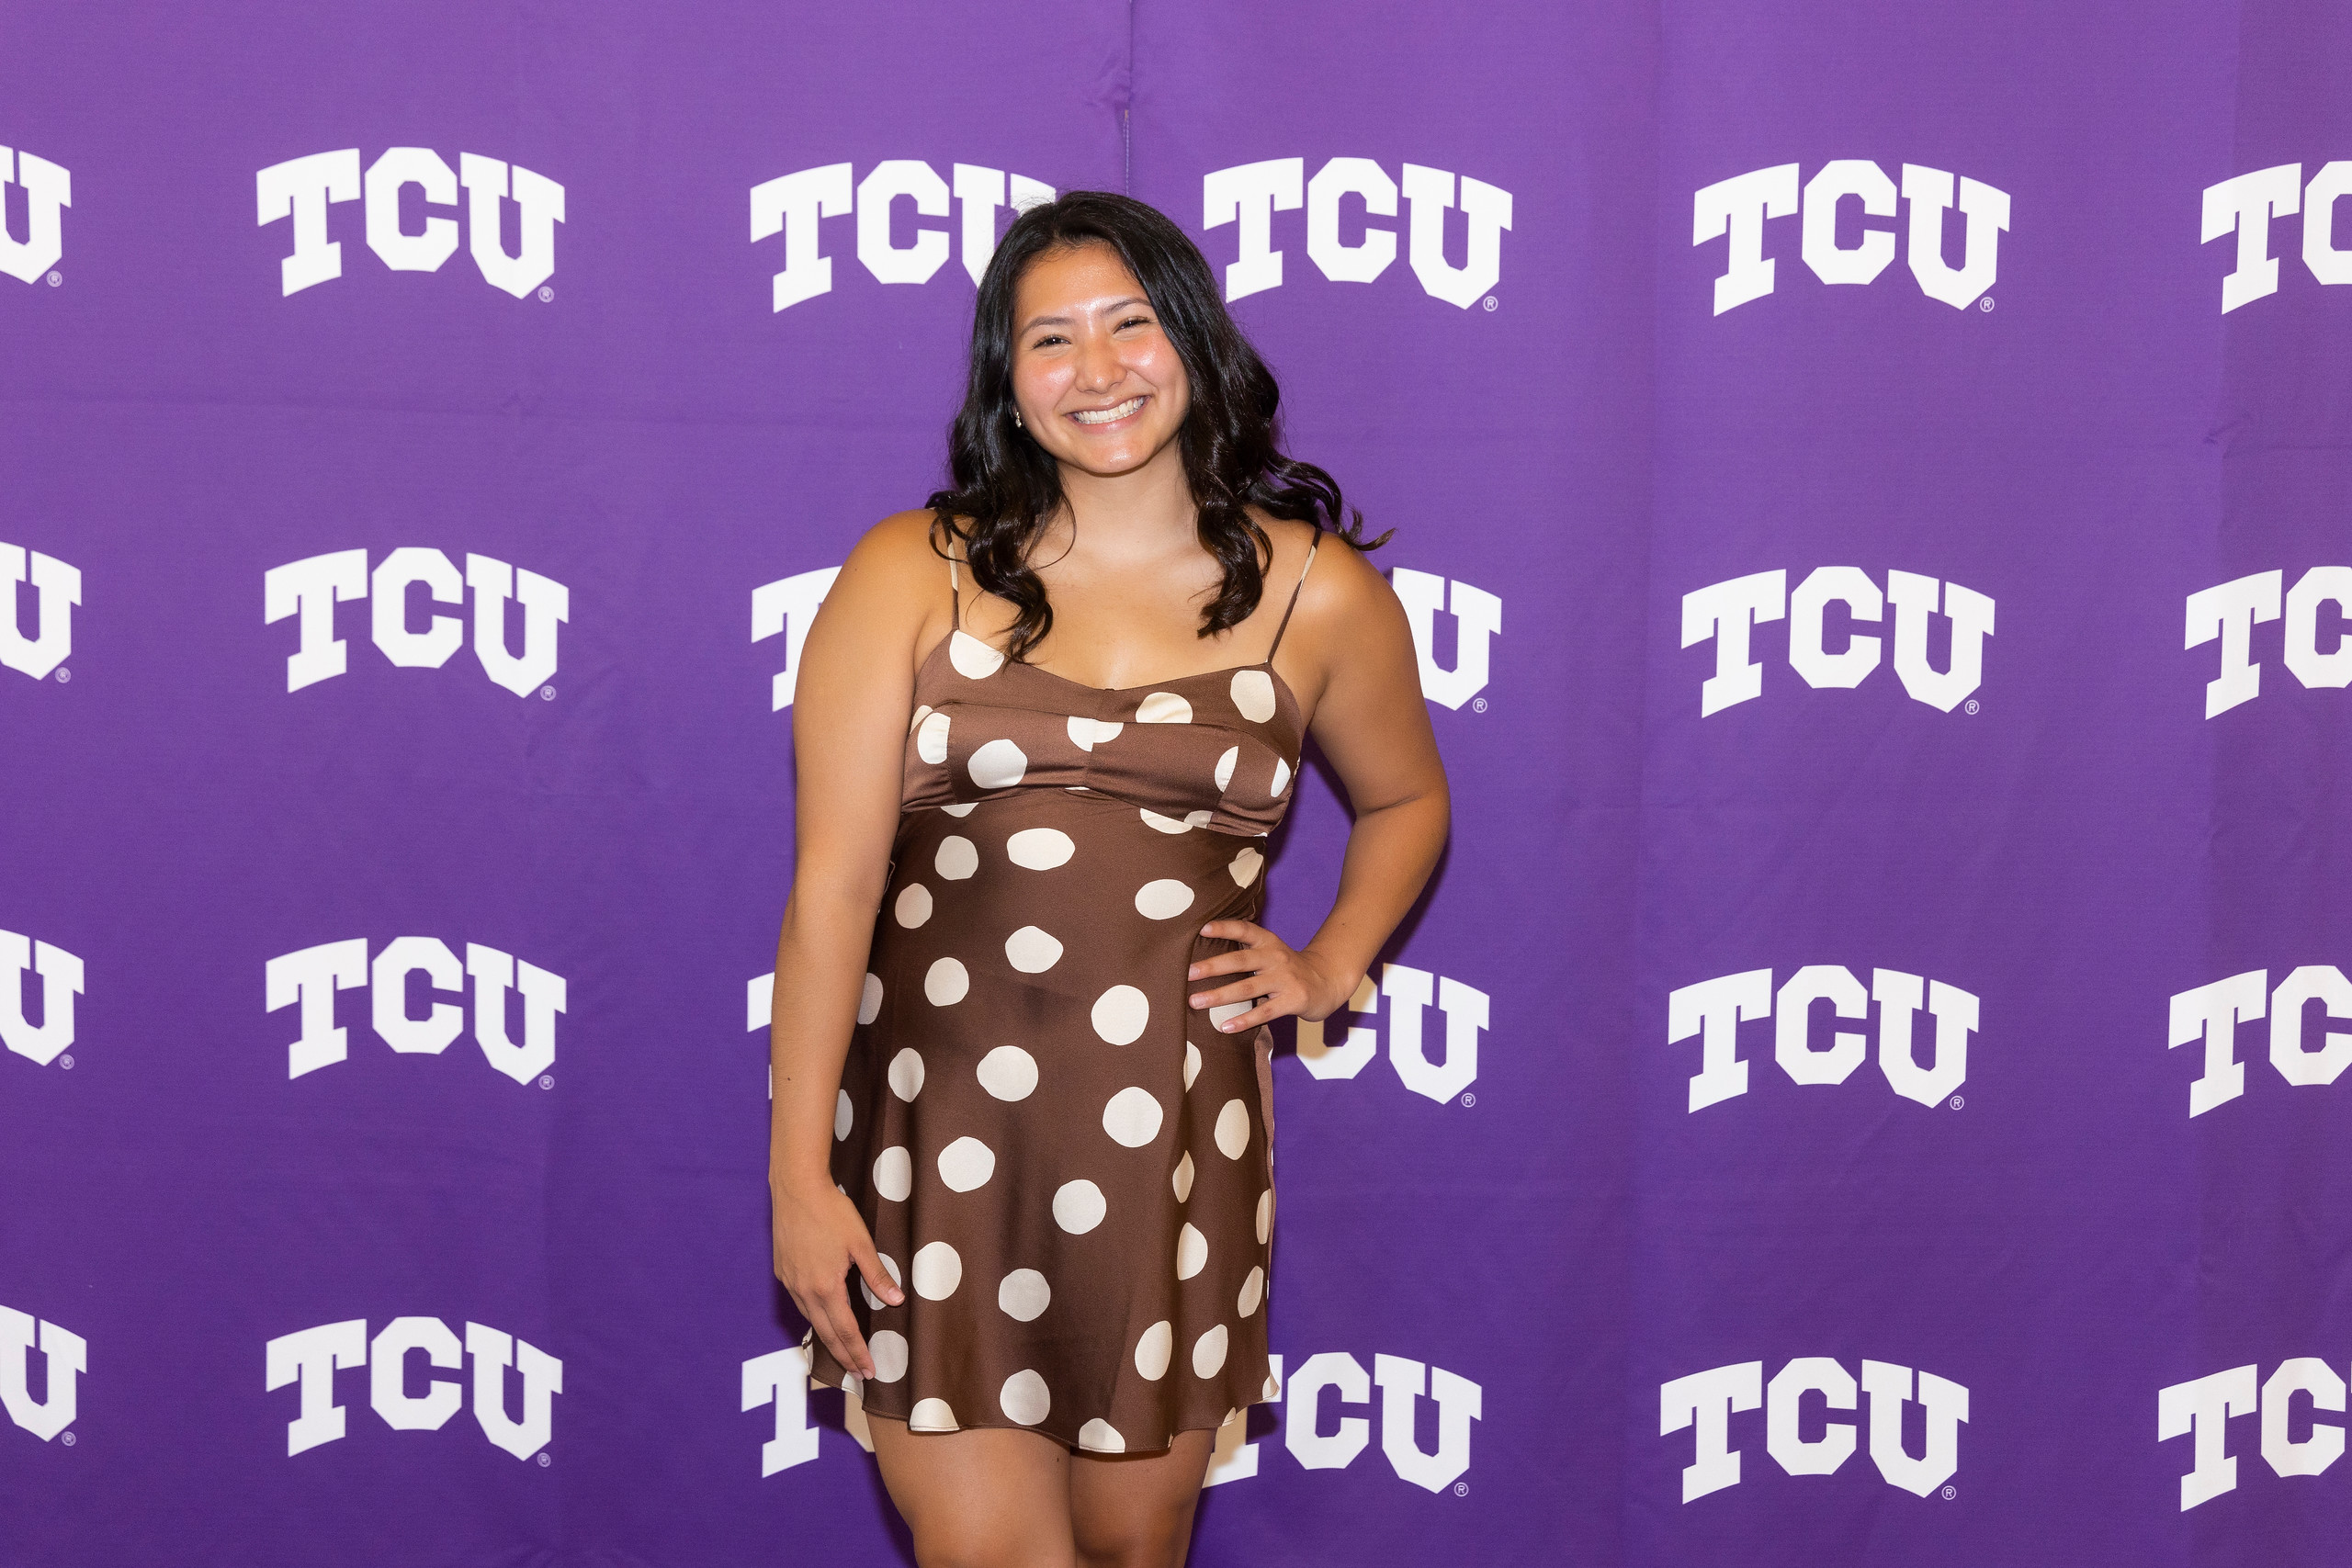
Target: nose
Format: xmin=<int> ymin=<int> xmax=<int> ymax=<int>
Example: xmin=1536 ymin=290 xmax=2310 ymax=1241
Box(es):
xmin=1070 ymin=330 xmax=1124 ymax=395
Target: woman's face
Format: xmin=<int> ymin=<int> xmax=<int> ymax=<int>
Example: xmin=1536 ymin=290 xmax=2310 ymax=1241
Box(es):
xmin=1007 ymin=242 xmax=1191 ymax=480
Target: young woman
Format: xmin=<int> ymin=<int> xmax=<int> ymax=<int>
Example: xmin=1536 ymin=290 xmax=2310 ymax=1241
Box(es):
xmin=768 ymin=191 xmax=1447 ymax=1568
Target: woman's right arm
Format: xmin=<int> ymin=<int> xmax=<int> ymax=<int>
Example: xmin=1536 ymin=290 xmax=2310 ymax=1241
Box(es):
xmin=768 ymin=512 xmax=941 ymax=1381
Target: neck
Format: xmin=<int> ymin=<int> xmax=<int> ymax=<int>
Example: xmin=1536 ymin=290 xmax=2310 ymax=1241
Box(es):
xmin=1052 ymin=439 xmax=1198 ymax=560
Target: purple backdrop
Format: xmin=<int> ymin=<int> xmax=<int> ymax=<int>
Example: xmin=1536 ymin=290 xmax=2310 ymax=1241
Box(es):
xmin=5 ymin=1 xmax=2349 ymax=1562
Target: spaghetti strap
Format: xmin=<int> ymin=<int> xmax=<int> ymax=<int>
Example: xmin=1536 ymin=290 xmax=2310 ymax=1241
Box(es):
xmin=948 ymin=553 xmax=961 ymax=629
xmin=1264 ymin=530 xmax=1321 ymax=662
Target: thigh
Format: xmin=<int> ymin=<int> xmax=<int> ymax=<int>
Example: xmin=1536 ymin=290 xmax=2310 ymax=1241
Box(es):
xmin=867 ymin=1413 xmax=1078 ymax=1568
xmin=1068 ymin=1427 xmax=1216 ymax=1568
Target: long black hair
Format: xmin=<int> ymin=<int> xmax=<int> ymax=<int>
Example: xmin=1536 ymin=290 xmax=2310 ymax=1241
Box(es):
xmin=925 ymin=189 xmax=1385 ymax=663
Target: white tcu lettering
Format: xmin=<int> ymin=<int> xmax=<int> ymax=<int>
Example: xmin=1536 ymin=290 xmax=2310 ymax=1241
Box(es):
xmin=1695 ymin=161 xmax=2008 ymax=312
xmin=266 ymin=1317 xmax=560 ymax=1460
xmin=2198 ymin=164 xmax=2352 ymax=312
xmin=264 ymin=548 xmax=567 ymax=695
xmin=741 ymin=1345 xmax=821 ymax=1475
xmin=0 ymin=1304 xmax=85 ymax=1441
xmin=1667 ymin=965 xmax=1976 ymax=1111
xmin=1390 ymin=568 xmax=1500 ymax=709
xmin=1682 ymin=566 xmax=1993 ymax=715
xmin=268 ymin=938 xmax=566 ymax=1084
xmin=2187 ymin=567 xmax=2352 ymax=716
xmin=0 ymin=929 xmax=84 ymax=1067
xmin=752 ymin=162 xmax=1054 ymax=311
xmin=752 ymin=566 xmax=842 ymax=708
xmin=1202 ymin=157 xmax=1512 ymax=306
xmin=1292 ymin=964 xmax=1489 ymax=1103
xmin=2154 ymin=1360 xmax=2352 ymax=1509
xmin=2167 ymin=966 xmax=2352 ymax=1116
xmin=1663 ymin=1357 xmax=1968 ymax=1501
xmin=1 ymin=541 xmax=80 ymax=680
xmin=1274 ymin=1350 xmax=1479 ymax=1491
xmin=0 ymin=147 xmax=71 ymax=285
xmin=256 ymin=149 xmax=562 ymax=299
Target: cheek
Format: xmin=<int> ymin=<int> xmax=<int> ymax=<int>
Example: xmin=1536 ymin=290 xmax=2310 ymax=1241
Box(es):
xmin=1014 ymin=359 xmax=1071 ymax=411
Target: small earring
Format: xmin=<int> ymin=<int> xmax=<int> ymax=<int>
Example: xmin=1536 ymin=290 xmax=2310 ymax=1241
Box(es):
xmin=1013 ymin=410 xmax=1023 ymax=429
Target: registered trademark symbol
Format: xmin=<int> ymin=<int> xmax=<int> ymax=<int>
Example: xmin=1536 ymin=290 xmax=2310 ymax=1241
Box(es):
xmin=1977 ymin=298 xmax=1994 ymax=313
xmin=60 ymin=1430 xmax=74 ymax=1446
xmin=1941 ymin=1484 xmax=1957 ymax=1499
xmin=59 ymin=1055 xmax=74 ymax=1070
xmin=1963 ymin=699 xmax=1979 ymax=715
xmin=47 ymin=271 xmax=61 ymax=287
xmin=1453 ymin=1481 xmax=1468 ymax=1495
xmin=1949 ymin=1095 xmax=1964 ymax=1110
xmin=1471 ymin=696 xmax=1488 ymax=713
xmin=539 ymin=1075 xmax=554 ymax=1090
xmin=1482 ymin=296 xmax=1497 ymax=311
xmin=537 ymin=1451 xmax=551 ymax=1467
xmin=540 ymin=685 xmax=557 ymax=700
xmin=1460 ymin=1091 xmax=1476 ymax=1107
xmin=538 ymin=286 xmax=554 ymax=302
xmin=54 ymin=668 xmax=70 ymax=683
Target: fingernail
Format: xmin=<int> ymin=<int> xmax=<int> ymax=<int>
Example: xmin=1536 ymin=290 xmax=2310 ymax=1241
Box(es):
xmin=888 ymin=1289 xmax=903 ymax=1303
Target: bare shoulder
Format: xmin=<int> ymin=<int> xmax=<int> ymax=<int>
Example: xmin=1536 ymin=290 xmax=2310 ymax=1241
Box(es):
xmin=1291 ymin=522 xmax=1398 ymax=628
xmin=842 ymin=507 xmax=955 ymax=581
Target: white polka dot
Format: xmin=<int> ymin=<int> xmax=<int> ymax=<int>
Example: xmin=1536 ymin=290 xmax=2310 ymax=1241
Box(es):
xmin=1172 ymin=1151 xmax=1194 ymax=1202
xmin=858 ymin=972 xmax=884 ymax=1024
xmin=1228 ymin=847 xmax=1264 ymax=887
xmin=1176 ymin=1223 xmax=1207 ymax=1280
xmin=949 ymin=629 xmax=1005 ymax=679
xmin=1091 ymin=985 xmax=1149 ymax=1044
xmin=873 ymin=1145 xmax=911 ymax=1201
xmin=862 ymin=1253 xmax=902 ymax=1311
xmin=1215 ymin=1099 xmax=1251 ymax=1158
xmin=1053 ymin=1179 xmax=1106 ymax=1234
xmin=1103 ymin=1086 xmax=1164 ymax=1147
xmin=1214 ymin=746 xmax=1238 ymax=790
xmin=1238 ymin=1267 xmax=1264 ymax=1317
xmin=1136 ymin=879 xmax=1193 ymax=919
xmin=968 ymin=737 xmax=1027 ymax=789
xmin=1184 ymin=1041 xmax=1202 ymax=1089
xmin=1136 ymin=691 xmax=1193 ymax=724
xmin=934 ymin=836 xmax=978 ymax=880
xmin=1068 ymin=716 xmax=1124 ymax=750
xmin=1186 ymin=810 xmax=1213 ymax=828
xmin=916 ymin=710 xmax=950 ymax=764
xmin=941 ymin=801 xmax=976 ymax=818
xmin=910 ymin=1397 xmax=957 ymax=1431
xmin=1000 ymin=1369 xmax=1050 ymax=1426
xmin=1079 ymin=1417 xmax=1125 ymax=1453
xmin=998 ymin=1269 xmax=1050 ymax=1322
xmin=1262 ymin=1370 xmax=1282 ymax=1402
xmin=1193 ymin=1325 xmax=1229 ymax=1378
xmin=1230 ymin=668 xmax=1277 ymax=722
xmin=1272 ymin=757 xmax=1292 ymax=795
xmin=869 ymin=1329 xmax=909 ymax=1382
xmin=910 ymin=704 xmax=933 ymax=734
xmin=1139 ymin=808 xmax=1195 ymax=834
xmin=938 ymin=1135 xmax=996 ymax=1192
xmin=1256 ymin=1190 xmax=1273 ymax=1244
xmin=833 ymin=1089 xmax=853 ymax=1139
xmin=1004 ymin=926 xmax=1063 ymax=973
xmin=977 ymin=1044 xmax=1038 ymax=1100
xmin=1134 ymin=1320 xmax=1173 ymax=1381
xmin=1006 ymin=828 xmax=1075 ymax=869
xmin=911 ymin=1241 xmax=962 ymax=1300
xmin=1209 ymin=1000 xmax=1250 ymax=1032
xmin=894 ymin=883 xmax=933 ymax=928
xmin=888 ymin=1048 xmax=924 ymax=1101
xmin=924 ymin=957 xmax=968 ymax=1006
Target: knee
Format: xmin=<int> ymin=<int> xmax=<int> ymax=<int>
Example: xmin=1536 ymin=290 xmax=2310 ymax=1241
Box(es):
xmin=1073 ymin=1511 xmax=1192 ymax=1568
xmin=912 ymin=1523 xmax=1075 ymax=1568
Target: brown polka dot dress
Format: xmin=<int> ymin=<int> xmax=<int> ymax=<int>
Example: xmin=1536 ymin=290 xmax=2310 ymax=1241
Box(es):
xmin=803 ymin=538 xmax=1319 ymax=1454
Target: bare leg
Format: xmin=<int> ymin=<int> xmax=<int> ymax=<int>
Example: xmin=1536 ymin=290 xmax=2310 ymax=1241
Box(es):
xmin=1068 ymin=1427 xmax=1216 ymax=1568
xmin=867 ymin=1414 xmax=1079 ymax=1568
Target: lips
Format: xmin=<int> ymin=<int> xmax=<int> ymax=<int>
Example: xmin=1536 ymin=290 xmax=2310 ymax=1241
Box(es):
xmin=1069 ymin=395 xmax=1147 ymax=425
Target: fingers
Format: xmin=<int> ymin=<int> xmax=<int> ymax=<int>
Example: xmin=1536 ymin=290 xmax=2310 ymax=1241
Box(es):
xmin=853 ymin=1235 xmax=905 ymax=1310
xmin=1199 ymin=919 xmax=1273 ymax=946
xmin=1185 ymin=948 xmax=1262 ymax=983
xmin=817 ymin=1284 xmax=876 ymax=1381
xmin=1190 ymin=975 xmax=1273 ymax=1012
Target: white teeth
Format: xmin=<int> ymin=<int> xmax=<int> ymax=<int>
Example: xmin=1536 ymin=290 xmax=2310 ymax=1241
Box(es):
xmin=1071 ymin=397 xmax=1145 ymax=425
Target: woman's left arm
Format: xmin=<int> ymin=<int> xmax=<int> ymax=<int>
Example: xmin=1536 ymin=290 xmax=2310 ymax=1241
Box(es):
xmin=1187 ymin=541 xmax=1451 ymax=1030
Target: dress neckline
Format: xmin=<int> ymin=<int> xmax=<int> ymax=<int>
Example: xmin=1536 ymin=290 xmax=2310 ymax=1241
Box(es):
xmin=916 ymin=629 xmax=1305 ymax=710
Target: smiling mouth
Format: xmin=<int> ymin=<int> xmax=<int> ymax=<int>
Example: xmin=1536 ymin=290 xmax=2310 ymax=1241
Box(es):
xmin=1069 ymin=396 xmax=1147 ymax=425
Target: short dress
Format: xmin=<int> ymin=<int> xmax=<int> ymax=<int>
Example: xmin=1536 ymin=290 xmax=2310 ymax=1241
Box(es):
xmin=804 ymin=538 xmax=1320 ymax=1453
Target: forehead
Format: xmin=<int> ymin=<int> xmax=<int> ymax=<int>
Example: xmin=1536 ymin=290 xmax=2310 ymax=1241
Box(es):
xmin=1012 ymin=241 xmax=1147 ymax=319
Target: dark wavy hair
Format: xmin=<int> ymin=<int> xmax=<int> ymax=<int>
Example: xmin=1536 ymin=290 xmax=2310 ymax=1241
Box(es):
xmin=925 ymin=189 xmax=1385 ymax=662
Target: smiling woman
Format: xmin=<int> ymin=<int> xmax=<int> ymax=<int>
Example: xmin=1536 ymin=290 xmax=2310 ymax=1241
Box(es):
xmin=766 ymin=191 xmax=1449 ymax=1568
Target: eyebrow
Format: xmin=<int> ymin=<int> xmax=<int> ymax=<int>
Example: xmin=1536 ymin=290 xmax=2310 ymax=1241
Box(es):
xmin=1018 ymin=296 xmax=1152 ymax=335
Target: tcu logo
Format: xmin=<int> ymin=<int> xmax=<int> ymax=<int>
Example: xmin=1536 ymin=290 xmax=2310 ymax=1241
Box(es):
xmin=1 ymin=1305 xmax=84 ymax=1442
xmin=1694 ymin=161 xmax=2009 ymax=313
xmin=1662 ymin=1357 xmax=1968 ymax=1501
xmin=2167 ymin=966 xmax=2352 ymax=1117
xmin=256 ymin=149 xmax=562 ymax=299
xmin=1682 ymin=567 xmax=1994 ymax=716
xmin=2 ymin=541 xmax=80 ymax=681
xmin=1668 ymin=966 xmax=1975 ymax=1112
xmin=752 ymin=162 xmax=1055 ymax=311
xmin=1201 ymin=158 xmax=1511 ymax=307
xmin=265 ymin=1317 xmax=560 ymax=1460
xmin=266 ymin=938 xmax=565 ymax=1084
xmin=3 ymin=929 xmax=83 ymax=1068
xmin=1295 ymin=963 xmax=1489 ymax=1105
xmin=1392 ymin=569 xmax=1498 ymax=710
xmin=264 ymin=548 xmax=567 ymax=696
xmin=2202 ymin=164 xmax=2352 ymax=312
xmin=752 ymin=566 xmax=840 ymax=708
xmin=2187 ymin=569 xmax=2352 ymax=716
xmin=0 ymin=147 xmax=69 ymax=285
xmin=2162 ymin=1360 xmax=2352 ymax=1511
